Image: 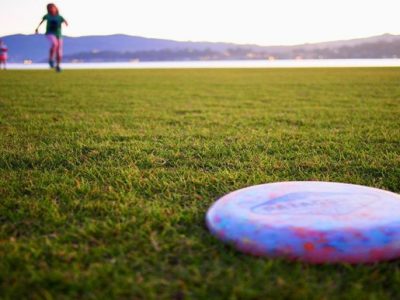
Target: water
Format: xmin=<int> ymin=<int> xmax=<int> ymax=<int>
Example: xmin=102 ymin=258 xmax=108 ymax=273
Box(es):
xmin=7 ymin=59 xmax=400 ymax=70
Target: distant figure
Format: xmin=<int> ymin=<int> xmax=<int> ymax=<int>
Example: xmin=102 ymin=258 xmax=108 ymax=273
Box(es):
xmin=35 ymin=3 xmax=68 ymax=72
xmin=0 ymin=39 xmax=8 ymax=70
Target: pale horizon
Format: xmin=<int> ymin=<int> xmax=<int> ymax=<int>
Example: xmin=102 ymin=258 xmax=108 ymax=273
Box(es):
xmin=1 ymin=0 xmax=400 ymax=46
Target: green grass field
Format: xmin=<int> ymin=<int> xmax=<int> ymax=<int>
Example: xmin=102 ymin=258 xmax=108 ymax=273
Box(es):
xmin=1 ymin=68 xmax=400 ymax=299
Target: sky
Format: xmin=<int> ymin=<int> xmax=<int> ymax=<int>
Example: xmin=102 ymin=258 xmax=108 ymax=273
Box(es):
xmin=1 ymin=0 xmax=400 ymax=46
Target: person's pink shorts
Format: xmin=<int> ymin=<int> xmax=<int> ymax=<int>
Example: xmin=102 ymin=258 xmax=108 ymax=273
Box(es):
xmin=46 ymin=34 xmax=63 ymax=55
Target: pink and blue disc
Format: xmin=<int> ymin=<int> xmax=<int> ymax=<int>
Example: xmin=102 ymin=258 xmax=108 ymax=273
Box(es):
xmin=206 ymin=181 xmax=400 ymax=264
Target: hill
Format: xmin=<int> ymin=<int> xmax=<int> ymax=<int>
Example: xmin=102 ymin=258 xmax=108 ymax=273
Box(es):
xmin=1 ymin=33 xmax=400 ymax=62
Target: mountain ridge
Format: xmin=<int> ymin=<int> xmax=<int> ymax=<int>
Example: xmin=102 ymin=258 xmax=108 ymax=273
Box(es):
xmin=2 ymin=33 xmax=400 ymax=62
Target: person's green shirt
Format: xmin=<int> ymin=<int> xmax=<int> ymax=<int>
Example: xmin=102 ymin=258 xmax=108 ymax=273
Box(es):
xmin=43 ymin=14 xmax=65 ymax=38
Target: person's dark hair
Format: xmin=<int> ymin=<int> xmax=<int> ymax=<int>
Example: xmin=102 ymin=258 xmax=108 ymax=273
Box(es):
xmin=47 ymin=3 xmax=59 ymax=15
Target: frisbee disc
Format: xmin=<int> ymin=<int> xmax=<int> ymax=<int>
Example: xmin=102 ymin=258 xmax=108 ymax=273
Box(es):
xmin=206 ymin=181 xmax=400 ymax=264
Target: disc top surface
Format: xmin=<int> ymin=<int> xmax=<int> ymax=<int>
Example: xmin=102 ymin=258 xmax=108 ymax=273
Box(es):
xmin=206 ymin=182 xmax=400 ymax=263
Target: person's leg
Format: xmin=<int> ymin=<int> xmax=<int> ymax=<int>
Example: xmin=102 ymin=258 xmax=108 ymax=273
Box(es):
xmin=55 ymin=38 xmax=63 ymax=71
xmin=46 ymin=35 xmax=57 ymax=68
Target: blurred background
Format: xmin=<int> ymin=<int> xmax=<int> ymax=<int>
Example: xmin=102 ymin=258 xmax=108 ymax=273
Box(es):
xmin=1 ymin=0 xmax=400 ymax=64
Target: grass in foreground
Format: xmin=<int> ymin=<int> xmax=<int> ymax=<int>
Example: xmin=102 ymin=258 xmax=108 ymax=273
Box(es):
xmin=0 ymin=68 xmax=400 ymax=299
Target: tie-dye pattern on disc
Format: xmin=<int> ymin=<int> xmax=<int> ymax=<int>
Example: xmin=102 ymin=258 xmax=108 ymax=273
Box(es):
xmin=206 ymin=182 xmax=400 ymax=264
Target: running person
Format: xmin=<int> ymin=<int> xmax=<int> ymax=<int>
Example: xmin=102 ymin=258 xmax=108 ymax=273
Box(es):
xmin=35 ymin=3 xmax=68 ymax=72
xmin=0 ymin=40 xmax=8 ymax=70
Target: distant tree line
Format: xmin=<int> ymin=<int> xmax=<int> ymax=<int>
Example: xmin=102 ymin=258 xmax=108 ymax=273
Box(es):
xmin=63 ymin=40 xmax=400 ymax=62
xmin=292 ymin=41 xmax=400 ymax=59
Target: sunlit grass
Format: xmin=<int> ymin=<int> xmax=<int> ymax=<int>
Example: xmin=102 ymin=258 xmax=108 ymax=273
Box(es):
xmin=1 ymin=68 xmax=400 ymax=299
